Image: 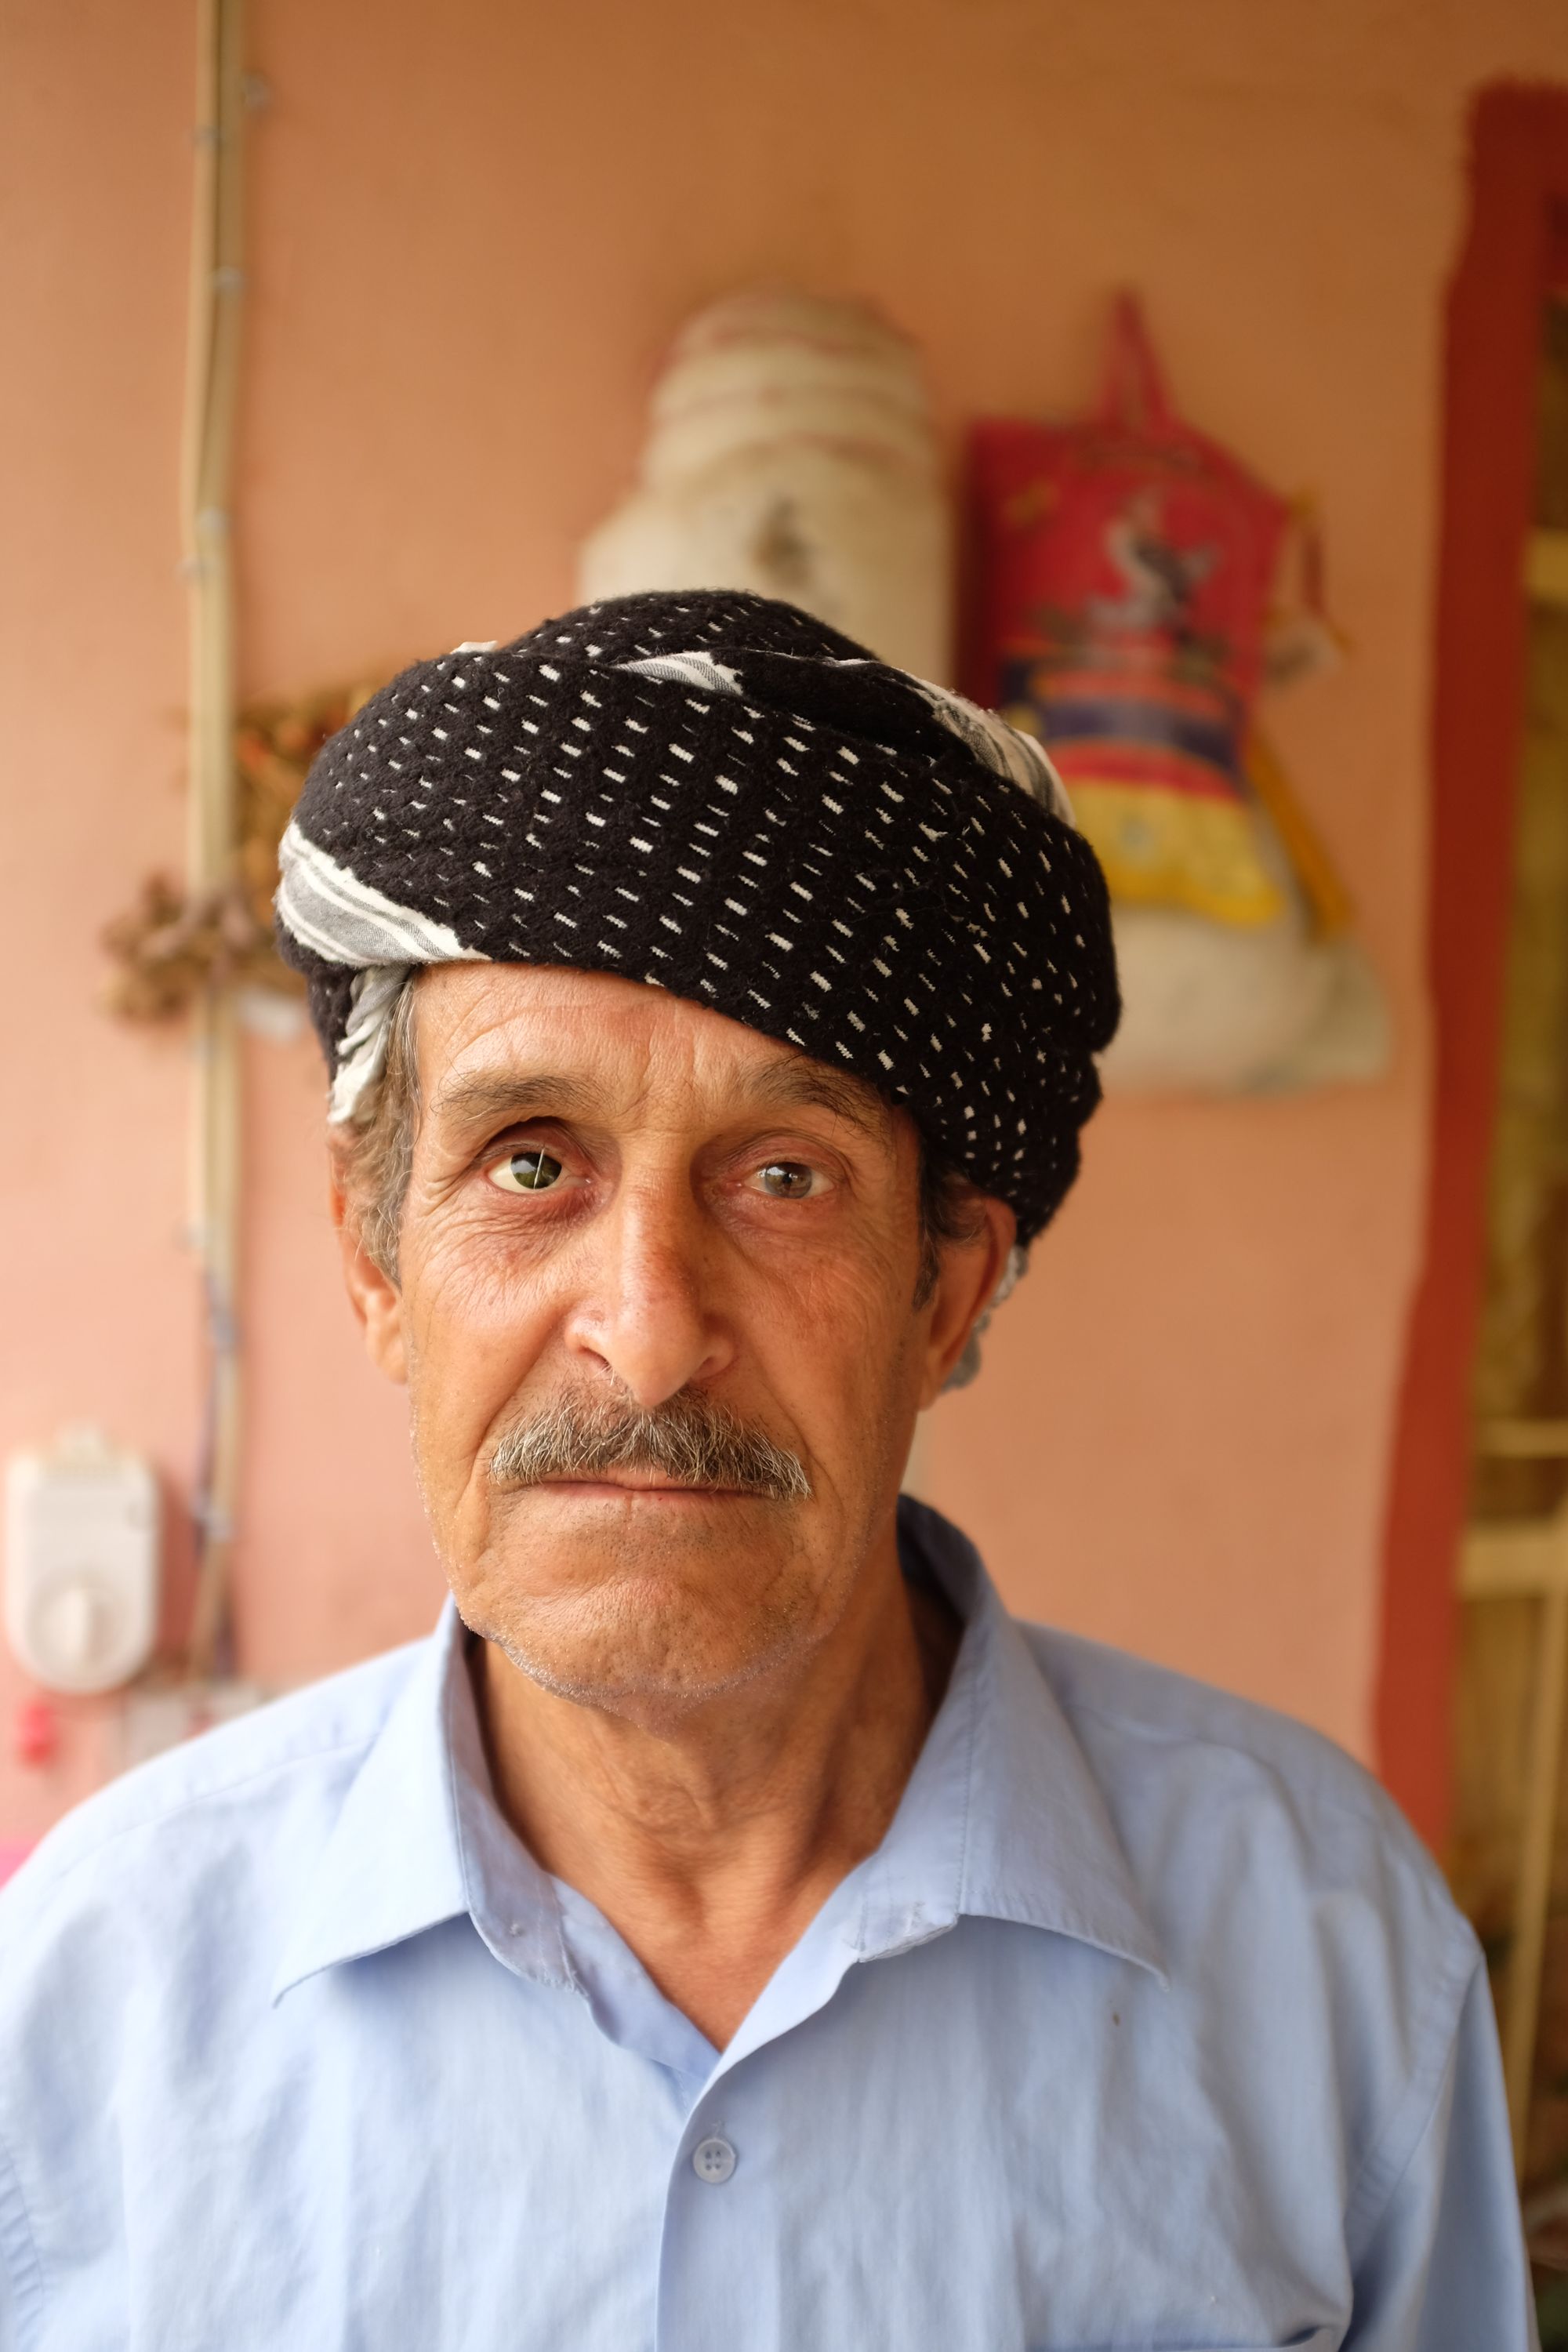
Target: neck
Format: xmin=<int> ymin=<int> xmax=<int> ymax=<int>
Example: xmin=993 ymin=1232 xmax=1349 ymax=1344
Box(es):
xmin=474 ymin=1523 xmax=959 ymax=2049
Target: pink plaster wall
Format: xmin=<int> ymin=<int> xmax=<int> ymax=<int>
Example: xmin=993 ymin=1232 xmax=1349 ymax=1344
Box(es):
xmin=1 ymin=0 xmax=201 ymax=1835
xmin=5 ymin=0 xmax=1568 ymax=1837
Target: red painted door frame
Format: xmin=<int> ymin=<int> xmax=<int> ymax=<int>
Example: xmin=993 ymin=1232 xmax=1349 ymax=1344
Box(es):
xmin=1377 ymin=85 xmax=1568 ymax=1848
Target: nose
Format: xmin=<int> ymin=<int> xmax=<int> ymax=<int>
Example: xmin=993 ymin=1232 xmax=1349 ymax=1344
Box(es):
xmin=561 ymin=1177 xmax=734 ymax=1410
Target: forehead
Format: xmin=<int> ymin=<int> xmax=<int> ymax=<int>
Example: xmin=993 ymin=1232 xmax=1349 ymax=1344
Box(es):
xmin=412 ymin=962 xmax=901 ymax=1142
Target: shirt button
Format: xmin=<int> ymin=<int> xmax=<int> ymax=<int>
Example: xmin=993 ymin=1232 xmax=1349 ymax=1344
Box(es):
xmin=691 ymin=2135 xmax=737 ymax=2183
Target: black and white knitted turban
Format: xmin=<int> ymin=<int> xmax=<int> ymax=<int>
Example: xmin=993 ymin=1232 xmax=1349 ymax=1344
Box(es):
xmin=274 ymin=590 xmax=1119 ymax=1245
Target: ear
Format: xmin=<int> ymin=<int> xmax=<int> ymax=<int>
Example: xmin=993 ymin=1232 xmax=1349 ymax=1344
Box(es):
xmin=916 ymin=1193 xmax=1016 ymax=1408
xmin=328 ymin=1147 xmax=408 ymax=1385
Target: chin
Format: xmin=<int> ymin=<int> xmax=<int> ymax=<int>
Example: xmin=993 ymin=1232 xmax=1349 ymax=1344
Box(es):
xmin=455 ymin=1527 xmax=825 ymax=1720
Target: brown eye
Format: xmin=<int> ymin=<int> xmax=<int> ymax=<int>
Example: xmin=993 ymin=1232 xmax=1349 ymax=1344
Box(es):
xmin=488 ymin=1149 xmax=564 ymax=1194
xmin=758 ymin=1161 xmax=816 ymax=1200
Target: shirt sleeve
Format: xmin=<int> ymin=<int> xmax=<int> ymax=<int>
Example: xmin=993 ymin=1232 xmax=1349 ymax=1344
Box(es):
xmin=1345 ymin=1958 xmax=1538 ymax=2351
xmin=0 ymin=2124 xmax=42 ymax=2352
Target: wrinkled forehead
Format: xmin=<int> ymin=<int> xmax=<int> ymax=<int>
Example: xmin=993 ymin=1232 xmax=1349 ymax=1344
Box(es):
xmin=411 ymin=961 xmax=907 ymax=1149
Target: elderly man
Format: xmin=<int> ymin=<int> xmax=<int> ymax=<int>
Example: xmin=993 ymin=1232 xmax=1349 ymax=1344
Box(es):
xmin=0 ymin=593 xmax=1531 ymax=2348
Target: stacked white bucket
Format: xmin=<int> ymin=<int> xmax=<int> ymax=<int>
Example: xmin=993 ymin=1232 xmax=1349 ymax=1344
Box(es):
xmin=579 ymin=289 xmax=951 ymax=684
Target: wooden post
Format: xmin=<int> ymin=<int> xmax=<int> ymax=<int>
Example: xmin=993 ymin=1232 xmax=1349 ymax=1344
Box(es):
xmin=1506 ymin=1576 xmax=1568 ymax=2172
xmin=180 ymin=0 xmax=247 ymax=1678
xmin=1461 ymin=1507 xmax=1568 ymax=2172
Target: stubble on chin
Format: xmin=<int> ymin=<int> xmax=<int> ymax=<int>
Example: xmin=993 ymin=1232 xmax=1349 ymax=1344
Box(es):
xmin=453 ymin=1490 xmax=827 ymax=1720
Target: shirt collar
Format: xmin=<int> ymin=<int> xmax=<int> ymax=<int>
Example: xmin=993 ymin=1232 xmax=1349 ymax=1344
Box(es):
xmin=270 ymin=1605 xmax=572 ymax=2002
xmin=857 ymin=1500 xmax=1164 ymax=1980
xmin=272 ymin=1499 xmax=1163 ymax=2004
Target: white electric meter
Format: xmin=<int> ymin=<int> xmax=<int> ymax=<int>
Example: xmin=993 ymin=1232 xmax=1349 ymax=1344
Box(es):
xmin=5 ymin=1428 xmax=159 ymax=1694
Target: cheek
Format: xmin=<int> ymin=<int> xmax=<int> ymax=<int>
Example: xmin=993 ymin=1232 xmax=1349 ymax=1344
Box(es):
xmin=401 ymin=1232 xmax=561 ymax=1499
xmin=746 ymin=1239 xmax=924 ymax=1446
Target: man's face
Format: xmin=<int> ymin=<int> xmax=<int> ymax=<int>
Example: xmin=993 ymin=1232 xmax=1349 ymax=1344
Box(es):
xmin=337 ymin=965 xmax=1009 ymax=1725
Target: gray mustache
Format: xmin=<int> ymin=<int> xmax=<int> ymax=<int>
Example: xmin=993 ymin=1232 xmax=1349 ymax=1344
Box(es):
xmin=487 ymin=1392 xmax=811 ymax=1504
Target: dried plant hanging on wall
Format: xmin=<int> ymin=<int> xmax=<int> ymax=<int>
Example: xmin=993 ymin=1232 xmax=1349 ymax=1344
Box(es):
xmin=103 ymin=680 xmax=378 ymax=1022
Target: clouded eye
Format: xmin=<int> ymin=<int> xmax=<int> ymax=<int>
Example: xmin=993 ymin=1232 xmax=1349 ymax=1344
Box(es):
xmin=757 ymin=1160 xmax=818 ymax=1200
xmin=488 ymin=1149 xmax=564 ymax=1194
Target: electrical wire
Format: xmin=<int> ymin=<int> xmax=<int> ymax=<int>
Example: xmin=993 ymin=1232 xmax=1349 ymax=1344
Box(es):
xmin=180 ymin=0 xmax=246 ymax=1679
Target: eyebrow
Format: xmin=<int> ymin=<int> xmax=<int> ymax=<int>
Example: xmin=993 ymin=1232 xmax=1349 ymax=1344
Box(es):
xmin=428 ymin=1069 xmax=592 ymax=1132
xmin=735 ymin=1058 xmax=892 ymax=1140
xmin=428 ymin=1055 xmax=892 ymax=1142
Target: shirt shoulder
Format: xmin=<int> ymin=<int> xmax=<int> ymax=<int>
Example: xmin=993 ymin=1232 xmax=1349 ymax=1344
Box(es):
xmin=0 ymin=1636 xmax=426 ymax=1934
xmin=1016 ymin=1617 xmax=1481 ymax=2250
xmin=1019 ymin=1616 xmax=1446 ymax=1883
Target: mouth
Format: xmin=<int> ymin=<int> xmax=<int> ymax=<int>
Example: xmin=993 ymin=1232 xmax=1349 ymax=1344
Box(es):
xmin=525 ymin=1472 xmax=761 ymax=1502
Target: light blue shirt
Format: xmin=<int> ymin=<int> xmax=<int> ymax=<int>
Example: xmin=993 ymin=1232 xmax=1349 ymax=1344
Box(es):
xmin=0 ymin=1501 xmax=1534 ymax=2351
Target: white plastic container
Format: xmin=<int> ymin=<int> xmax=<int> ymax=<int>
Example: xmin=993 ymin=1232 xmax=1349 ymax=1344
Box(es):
xmin=5 ymin=1428 xmax=159 ymax=1694
xmin=580 ymin=287 xmax=952 ymax=682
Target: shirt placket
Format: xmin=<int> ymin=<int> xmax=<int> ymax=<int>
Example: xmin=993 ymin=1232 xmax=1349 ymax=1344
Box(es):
xmin=650 ymin=1864 xmax=963 ymax=2352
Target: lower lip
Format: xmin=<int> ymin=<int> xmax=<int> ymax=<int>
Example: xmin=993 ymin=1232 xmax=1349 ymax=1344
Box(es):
xmin=528 ymin=1482 xmax=753 ymax=1504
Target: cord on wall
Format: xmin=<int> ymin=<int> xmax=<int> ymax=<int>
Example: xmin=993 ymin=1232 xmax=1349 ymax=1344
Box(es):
xmin=180 ymin=0 xmax=247 ymax=1679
